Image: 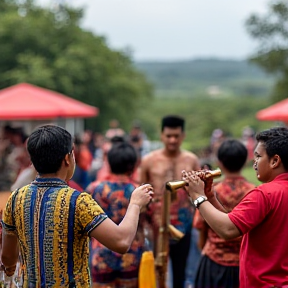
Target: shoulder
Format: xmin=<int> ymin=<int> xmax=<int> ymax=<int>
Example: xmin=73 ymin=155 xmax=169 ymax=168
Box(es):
xmin=142 ymin=149 xmax=161 ymax=160
xmin=243 ymin=179 xmax=256 ymax=191
xmin=86 ymin=180 xmax=102 ymax=194
xmin=181 ymin=150 xmax=199 ymax=160
xmin=141 ymin=149 xmax=162 ymax=166
xmin=180 ymin=150 xmax=200 ymax=168
xmin=214 ymin=178 xmax=255 ymax=194
xmin=76 ymin=191 xmax=103 ymax=212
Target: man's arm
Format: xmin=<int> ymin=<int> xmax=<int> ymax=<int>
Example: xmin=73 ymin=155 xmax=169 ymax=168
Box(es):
xmin=182 ymin=170 xmax=240 ymax=240
xmin=1 ymin=228 xmax=19 ymax=276
xmin=197 ymin=201 xmax=240 ymax=240
xmin=90 ymin=203 xmax=141 ymax=254
xmin=89 ymin=184 xmax=153 ymax=254
xmin=139 ymin=155 xmax=150 ymax=184
xmin=197 ymin=171 xmax=228 ymax=213
xmin=206 ymin=191 xmax=228 ymax=213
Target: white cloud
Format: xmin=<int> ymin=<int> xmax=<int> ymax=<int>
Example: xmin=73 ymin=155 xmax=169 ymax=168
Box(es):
xmin=36 ymin=0 xmax=269 ymax=61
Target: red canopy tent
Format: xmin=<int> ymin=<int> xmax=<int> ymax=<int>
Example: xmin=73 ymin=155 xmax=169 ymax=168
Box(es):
xmin=0 ymin=83 xmax=98 ymax=120
xmin=256 ymin=98 xmax=288 ymax=123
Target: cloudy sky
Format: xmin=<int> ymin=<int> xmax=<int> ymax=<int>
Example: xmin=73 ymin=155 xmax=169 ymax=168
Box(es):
xmin=37 ymin=0 xmax=270 ymax=61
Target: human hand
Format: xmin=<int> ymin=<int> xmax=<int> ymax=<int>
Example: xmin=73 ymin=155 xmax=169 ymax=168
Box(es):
xmin=195 ymin=170 xmax=214 ymax=199
xmin=0 ymin=263 xmax=16 ymax=277
xmin=182 ymin=170 xmax=205 ymax=200
xmin=130 ymin=184 xmax=154 ymax=211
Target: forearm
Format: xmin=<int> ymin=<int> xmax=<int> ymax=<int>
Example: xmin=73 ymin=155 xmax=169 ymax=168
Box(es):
xmin=1 ymin=230 xmax=19 ymax=276
xmin=90 ymin=203 xmax=141 ymax=254
xmin=207 ymin=194 xmax=227 ymax=213
xmin=118 ymin=203 xmax=140 ymax=245
xmin=198 ymin=201 xmax=240 ymax=240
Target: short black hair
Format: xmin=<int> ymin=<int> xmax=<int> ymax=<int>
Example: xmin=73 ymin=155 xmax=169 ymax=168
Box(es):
xmin=161 ymin=115 xmax=185 ymax=131
xmin=217 ymin=139 xmax=248 ymax=172
xmin=107 ymin=142 xmax=138 ymax=175
xmin=256 ymin=126 xmax=288 ymax=170
xmin=110 ymin=135 xmax=126 ymax=144
xmin=27 ymin=124 xmax=73 ymax=175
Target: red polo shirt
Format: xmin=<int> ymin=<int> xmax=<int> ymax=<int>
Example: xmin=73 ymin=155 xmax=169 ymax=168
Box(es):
xmin=228 ymin=173 xmax=288 ymax=288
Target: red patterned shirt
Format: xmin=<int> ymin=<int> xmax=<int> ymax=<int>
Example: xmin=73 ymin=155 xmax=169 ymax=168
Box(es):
xmin=194 ymin=176 xmax=254 ymax=266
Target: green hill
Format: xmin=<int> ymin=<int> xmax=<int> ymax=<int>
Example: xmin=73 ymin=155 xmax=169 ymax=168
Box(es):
xmin=135 ymin=58 xmax=275 ymax=98
xmin=131 ymin=58 xmax=276 ymax=153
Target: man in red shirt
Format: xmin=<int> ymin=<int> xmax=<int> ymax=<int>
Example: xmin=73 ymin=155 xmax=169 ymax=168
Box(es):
xmin=193 ymin=139 xmax=255 ymax=288
xmin=183 ymin=126 xmax=288 ymax=288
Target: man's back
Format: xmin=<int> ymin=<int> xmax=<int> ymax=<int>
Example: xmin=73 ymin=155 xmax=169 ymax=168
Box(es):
xmin=2 ymin=178 xmax=106 ymax=288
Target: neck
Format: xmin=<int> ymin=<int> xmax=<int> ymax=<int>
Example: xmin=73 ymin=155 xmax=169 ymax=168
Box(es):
xmin=109 ymin=173 xmax=132 ymax=182
xmin=38 ymin=173 xmax=66 ymax=181
xmin=163 ymin=148 xmax=181 ymax=158
xmin=223 ymin=171 xmax=243 ymax=178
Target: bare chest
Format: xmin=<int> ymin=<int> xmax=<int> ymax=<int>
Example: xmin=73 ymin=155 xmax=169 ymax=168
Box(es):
xmin=147 ymin=155 xmax=195 ymax=192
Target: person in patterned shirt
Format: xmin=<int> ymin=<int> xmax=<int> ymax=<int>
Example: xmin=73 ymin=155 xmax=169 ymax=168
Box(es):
xmin=0 ymin=124 xmax=153 ymax=288
xmin=87 ymin=140 xmax=151 ymax=288
xmin=193 ymin=138 xmax=255 ymax=288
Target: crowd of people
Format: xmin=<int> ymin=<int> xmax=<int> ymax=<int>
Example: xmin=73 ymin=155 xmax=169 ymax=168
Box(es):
xmin=0 ymin=116 xmax=287 ymax=288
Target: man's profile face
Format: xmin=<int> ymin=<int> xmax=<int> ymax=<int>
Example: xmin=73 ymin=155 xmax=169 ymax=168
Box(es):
xmin=161 ymin=127 xmax=184 ymax=153
xmin=253 ymin=141 xmax=273 ymax=183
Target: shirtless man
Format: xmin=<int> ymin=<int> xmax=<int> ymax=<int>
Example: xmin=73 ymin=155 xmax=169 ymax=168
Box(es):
xmin=139 ymin=115 xmax=200 ymax=288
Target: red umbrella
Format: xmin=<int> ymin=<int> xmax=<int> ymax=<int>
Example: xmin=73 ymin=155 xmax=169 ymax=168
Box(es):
xmin=256 ymin=98 xmax=288 ymax=122
xmin=0 ymin=83 xmax=99 ymax=120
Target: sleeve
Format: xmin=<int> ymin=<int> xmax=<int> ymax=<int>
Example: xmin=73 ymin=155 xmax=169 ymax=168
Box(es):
xmin=228 ymin=188 xmax=270 ymax=234
xmin=75 ymin=192 xmax=108 ymax=235
xmin=2 ymin=192 xmax=16 ymax=231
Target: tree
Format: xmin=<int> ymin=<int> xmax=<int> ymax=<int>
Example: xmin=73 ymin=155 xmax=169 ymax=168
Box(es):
xmin=0 ymin=0 xmax=153 ymax=132
xmin=245 ymin=1 xmax=288 ymax=103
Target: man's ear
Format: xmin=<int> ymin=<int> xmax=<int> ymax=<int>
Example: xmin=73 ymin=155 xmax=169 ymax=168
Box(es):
xmin=271 ymin=154 xmax=281 ymax=168
xmin=64 ymin=154 xmax=70 ymax=166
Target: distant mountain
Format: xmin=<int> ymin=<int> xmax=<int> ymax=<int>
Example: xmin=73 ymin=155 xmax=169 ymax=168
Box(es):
xmin=135 ymin=58 xmax=275 ymax=98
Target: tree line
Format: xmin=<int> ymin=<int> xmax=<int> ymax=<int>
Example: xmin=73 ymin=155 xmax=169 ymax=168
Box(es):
xmin=0 ymin=0 xmax=153 ymax=132
xmin=0 ymin=0 xmax=288 ymax=146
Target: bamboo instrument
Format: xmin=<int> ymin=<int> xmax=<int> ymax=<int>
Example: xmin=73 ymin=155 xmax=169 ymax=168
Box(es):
xmin=155 ymin=168 xmax=221 ymax=288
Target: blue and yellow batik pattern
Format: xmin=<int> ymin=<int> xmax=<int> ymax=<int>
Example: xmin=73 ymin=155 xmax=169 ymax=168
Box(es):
xmin=2 ymin=177 xmax=107 ymax=288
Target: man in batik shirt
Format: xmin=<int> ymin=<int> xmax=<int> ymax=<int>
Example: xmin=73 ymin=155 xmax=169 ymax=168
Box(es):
xmin=1 ymin=124 xmax=153 ymax=288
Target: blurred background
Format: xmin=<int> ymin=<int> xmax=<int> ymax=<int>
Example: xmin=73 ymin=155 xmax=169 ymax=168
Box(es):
xmin=1 ymin=0 xmax=288 ymax=188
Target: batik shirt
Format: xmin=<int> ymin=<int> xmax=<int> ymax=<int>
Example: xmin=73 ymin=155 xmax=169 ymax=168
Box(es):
xmin=194 ymin=176 xmax=254 ymax=266
xmin=2 ymin=178 xmax=107 ymax=288
xmin=87 ymin=175 xmax=148 ymax=282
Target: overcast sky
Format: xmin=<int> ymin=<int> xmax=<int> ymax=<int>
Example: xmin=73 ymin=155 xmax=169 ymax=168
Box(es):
xmin=37 ymin=0 xmax=270 ymax=61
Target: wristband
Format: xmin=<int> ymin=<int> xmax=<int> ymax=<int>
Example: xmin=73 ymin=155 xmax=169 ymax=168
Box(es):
xmin=193 ymin=196 xmax=208 ymax=208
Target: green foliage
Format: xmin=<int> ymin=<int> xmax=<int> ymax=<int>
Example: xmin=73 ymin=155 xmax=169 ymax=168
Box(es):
xmin=0 ymin=0 xmax=153 ymax=132
xmin=135 ymin=94 xmax=273 ymax=153
xmin=0 ymin=0 xmax=280 ymax=154
xmin=135 ymin=59 xmax=275 ymax=98
xmin=245 ymin=0 xmax=288 ymax=103
xmin=134 ymin=59 xmax=275 ymax=153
